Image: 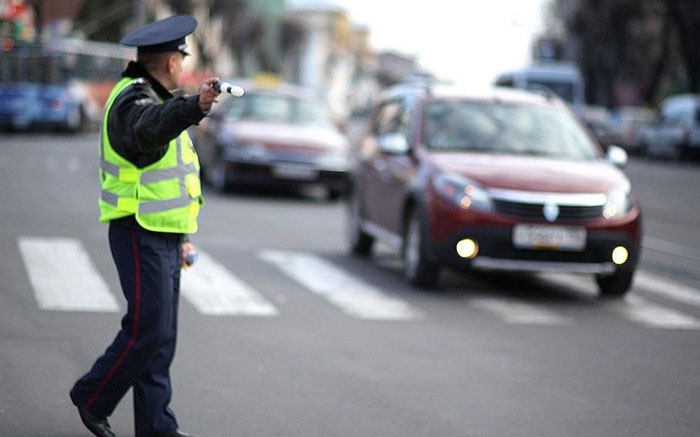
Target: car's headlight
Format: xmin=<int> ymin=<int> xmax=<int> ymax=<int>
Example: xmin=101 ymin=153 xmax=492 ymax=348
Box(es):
xmin=603 ymin=180 xmax=634 ymax=219
xmin=223 ymin=142 xmax=270 ymax=161
xmin=433 ymin=173 xmax=493 ymax=212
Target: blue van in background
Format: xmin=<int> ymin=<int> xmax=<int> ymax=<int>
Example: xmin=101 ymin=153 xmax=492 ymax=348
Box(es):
xmin=494 ymin=62 xmax=585 ymax=113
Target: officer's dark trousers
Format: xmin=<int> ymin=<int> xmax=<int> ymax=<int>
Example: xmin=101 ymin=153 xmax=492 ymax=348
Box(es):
xmin=71 ymin=224 xmax=182 ymax=437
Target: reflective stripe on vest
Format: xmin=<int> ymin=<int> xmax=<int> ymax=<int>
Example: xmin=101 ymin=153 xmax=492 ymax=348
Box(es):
xmin=100 ymin=136 xmax=197 ymax=214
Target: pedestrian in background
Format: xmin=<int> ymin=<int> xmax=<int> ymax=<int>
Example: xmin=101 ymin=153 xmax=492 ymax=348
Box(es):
xmin=69 ymin=15 xmax=221 ymax=437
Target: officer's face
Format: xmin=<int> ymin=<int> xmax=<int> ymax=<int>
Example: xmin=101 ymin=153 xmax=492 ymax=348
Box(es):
xmin=166 ymin=52 xmax=186 ymax=90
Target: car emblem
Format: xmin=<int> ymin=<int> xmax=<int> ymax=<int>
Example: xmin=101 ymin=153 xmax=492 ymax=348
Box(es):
xmin=543 ymin=201 xmax=559 ymax=222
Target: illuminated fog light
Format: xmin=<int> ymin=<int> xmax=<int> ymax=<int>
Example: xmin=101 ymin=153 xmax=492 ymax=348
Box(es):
xmin=456 ymin=239 xmax=479 ymax=259
xmin=612 ymin=246 xmax=629 ymax=265
xmin=603 ymin=205 xmax=618 ymax=219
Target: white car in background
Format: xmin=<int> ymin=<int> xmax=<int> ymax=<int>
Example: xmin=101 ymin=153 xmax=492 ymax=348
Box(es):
xmin=638 ymin=94 xmax=700 ymax=160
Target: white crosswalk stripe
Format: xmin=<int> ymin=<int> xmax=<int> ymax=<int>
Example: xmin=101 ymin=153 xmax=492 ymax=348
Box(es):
xmin=17 ymin=236 xmax=120 ymax=312
xmin=471 ymin=297 xmax=573 ymax=326
xmin=537 ymin=272 xmax=700 ymax=329
xmin=258 ymin=249 xmax=422 ymax=321
xmin=634 ymin=271 xmax=700 ymax=309
xmin=180 ymin=250 xmax=278 ymax=316
xmin=15 ymin=236 xmax=700 ymax=328
xmin=602 ymin=294 xmax=700 ymax=330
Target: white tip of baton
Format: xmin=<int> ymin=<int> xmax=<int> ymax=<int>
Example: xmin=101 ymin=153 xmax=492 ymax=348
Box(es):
xmin=215 ymin=81 xmax=245 ymax=97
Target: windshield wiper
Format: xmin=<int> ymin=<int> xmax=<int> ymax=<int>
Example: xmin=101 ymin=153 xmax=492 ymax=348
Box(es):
xmin=510 ymin=148 xmax=553 ymax=156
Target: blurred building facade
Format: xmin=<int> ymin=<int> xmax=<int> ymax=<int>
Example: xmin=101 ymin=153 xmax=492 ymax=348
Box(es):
xmin=1 ymin=0 xmax=84 ymax=40
xmin=2 ymin=0 xmax=421 ymax=118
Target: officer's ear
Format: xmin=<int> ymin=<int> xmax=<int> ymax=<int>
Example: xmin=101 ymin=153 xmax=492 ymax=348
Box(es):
xmin=166 ymin=53 xmax=179 ymax=74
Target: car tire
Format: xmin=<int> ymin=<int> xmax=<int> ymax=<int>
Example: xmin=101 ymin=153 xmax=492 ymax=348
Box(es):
xmin=65 ymin=105 xmax=84 ymax=132
xmin=677 ymin=143 xmax=691 ymax=161
xmin=327 ymin=187 xmax=342 ymax=202
xmin=638 ymin=142 xmax=647 ymax=157
xmin=596 ymin=269 xmax=634 ymax=298
xmin=403 ymin=208 xmax=440 ymax=288
xmin=347 ymin=193 xmax=374 ymax=256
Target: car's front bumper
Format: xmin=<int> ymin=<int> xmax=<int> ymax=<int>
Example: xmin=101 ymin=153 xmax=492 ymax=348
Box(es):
xmin=430 ymin=224 xmax=641 ymax=275
xmin=220 ymin=159 xmax=349 ymax=192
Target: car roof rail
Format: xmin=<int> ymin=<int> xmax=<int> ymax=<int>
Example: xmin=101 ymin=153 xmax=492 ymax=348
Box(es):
xmin=390 ymin=75 xmax=456 ymax=98
xmin=525 ymin=84 xmax=558 ymax=101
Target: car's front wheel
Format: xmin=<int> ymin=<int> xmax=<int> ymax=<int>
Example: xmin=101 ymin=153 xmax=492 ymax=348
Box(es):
xmin=346 ymin=193 xmax=374 ymax=256
xmin=327 ymin=187 xmax=342 ymax=202
xmin=596 ymin=269 xmax=634 ymax=298
xmin=676 ymin=143 xmax=691 ymax=161
xmin=403 ymin=208 xmax=440 ymax=288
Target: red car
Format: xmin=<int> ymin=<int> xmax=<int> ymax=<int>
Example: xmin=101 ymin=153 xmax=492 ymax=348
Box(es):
xmin=347 ymin=83 xmax=641 ymax=297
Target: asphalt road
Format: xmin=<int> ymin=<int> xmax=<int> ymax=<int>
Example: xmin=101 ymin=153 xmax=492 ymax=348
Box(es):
xmin=1 ymin=133 xmax=699 ymax=437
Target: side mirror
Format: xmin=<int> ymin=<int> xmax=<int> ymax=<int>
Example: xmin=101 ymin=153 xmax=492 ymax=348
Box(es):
xmin=607 ymin=145 xmax=628 ymax=168
xmin=377 ymin=133 xmax=410 ymax=154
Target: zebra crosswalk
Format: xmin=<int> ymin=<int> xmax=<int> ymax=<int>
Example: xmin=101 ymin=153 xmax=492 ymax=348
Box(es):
xmin=15 ymin=235 xmax=700 ymax=329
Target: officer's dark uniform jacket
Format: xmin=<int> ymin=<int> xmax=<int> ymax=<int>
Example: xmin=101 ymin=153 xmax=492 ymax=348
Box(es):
xmin=106 ymin=61 xmax=207 ymax=237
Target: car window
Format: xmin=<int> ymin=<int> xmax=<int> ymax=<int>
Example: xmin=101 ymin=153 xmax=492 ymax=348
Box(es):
xmin=526 ymin=79 xmax=575 ymax=104
xmin=223 ymin=91 xmax=332 ymax=127
xmin=422 ymin=100 xmax=597 ymax=160
xmin=661 ymin=99 xmax=696 ymax=125
xmin=373 ymin=100 xmax=411 ymax=137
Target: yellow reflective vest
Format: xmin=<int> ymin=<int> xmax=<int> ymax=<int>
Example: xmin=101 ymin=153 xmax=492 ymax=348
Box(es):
xmin=99 ymin=77 xmax=203 ymax=234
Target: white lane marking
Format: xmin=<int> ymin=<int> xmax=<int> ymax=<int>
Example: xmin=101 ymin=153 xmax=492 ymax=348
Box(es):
xmin=258 ymin=249 xmax=421 ymax=320
xmin=18 ymin=236 xmax=119 ymax=312
xmin=633 ymin=271 xmax=700 ymax=309
xmin=180 ymin=251 xmax=277 ymax=316
xmin=546 ymin=269 xmax=700 ymax=311
xmin=536 ymin=272 xmax=700 ymax=328
xmin=643 ymin=236 xmax=700 ymax=261
xmin=603 ymin=294 xmax=700 ymax=330
xmin=471 ymin=297 xmax=572 ymax=325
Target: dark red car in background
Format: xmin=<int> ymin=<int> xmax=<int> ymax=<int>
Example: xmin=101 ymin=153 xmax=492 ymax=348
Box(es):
xmin=191 ymin=77 xmax=350 ymax=200
xmin=347 ymin=82 xmax=641 ymax=297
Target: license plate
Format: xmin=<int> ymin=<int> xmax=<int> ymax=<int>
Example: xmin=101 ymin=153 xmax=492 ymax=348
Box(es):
xmin=512 ymin=225 xmax=586 ymax=251
xmin=273 ymin=163 xmax=318 ymax=180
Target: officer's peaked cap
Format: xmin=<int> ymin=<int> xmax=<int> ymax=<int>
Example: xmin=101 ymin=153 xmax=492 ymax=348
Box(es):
xmin=120 ymin=15 xmax=197 ymax=56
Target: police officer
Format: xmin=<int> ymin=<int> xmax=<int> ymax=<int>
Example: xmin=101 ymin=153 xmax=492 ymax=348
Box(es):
xmin=69 ymin=15 xmax=221 ymax=437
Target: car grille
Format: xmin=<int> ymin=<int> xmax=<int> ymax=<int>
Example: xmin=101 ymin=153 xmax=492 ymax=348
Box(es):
xmin=493 ymin=199 xmax=603 ymax=221
xmin=488 ymin=189 xmax=607 ymax=222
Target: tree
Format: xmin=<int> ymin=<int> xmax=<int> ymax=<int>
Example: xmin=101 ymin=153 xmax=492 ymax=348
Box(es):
xmin=75 ymin=0 xmax=132 ymax=42
xmin=554 ymin=0 xmax=699 ymax=105
xmin=662 ymin=0 xmax=700 ymax=93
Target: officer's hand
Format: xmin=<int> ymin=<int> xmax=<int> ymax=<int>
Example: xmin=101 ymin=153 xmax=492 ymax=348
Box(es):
xmin=198 ymin=77 xmax=221 ymax=113
xmin=181 ymin=241 xmax=197 ymax=268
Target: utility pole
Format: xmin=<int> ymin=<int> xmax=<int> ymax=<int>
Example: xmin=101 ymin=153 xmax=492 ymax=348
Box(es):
xmin=133 ymin=0 xmax=147 ymax=29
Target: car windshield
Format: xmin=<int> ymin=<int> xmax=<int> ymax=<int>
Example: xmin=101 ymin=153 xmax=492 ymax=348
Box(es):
xmin=422 ymin=100 xmax=598 ymax=160
xmin=525 ymin=79 xmax=575 ymax=103
xmin=224 ymin=91 xmax=332 ymax=128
